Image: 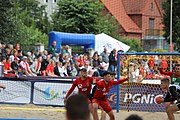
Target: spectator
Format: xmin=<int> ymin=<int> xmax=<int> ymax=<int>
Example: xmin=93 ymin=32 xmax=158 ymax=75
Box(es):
xmin=62 ymin=62 xmax=68 ymax=76
xmin=40 ymin=55 xmax=51 ymax=76
xmin=1 ymin=42 xmax=6 ymax=57
xmin=161 ymin=56 xmax=168 ymax=69
xmin=46 ymin=60 xmax=57 ymax=77
xmin=15 ymin=43 xmax=21 ymax=51
xmin=11 ymin=57 xmax=19 ymax=75
xmin=100 ymin=47 xmax=109 ymax=63
xmin=27 ymin=52 xmax=33 ymax=66
xmin=30 ymin=56 xmax=42 ymax=76
xmin=3 ymin=57 xmax=13 ymax=73
xmin=17 ymin=50 xmax=23 ymax=61
xmin=92 ymin=52 xmax=100 ymax=68
xmin=54 ymin=61 xmax=61 ymax=76
xmin=19 ymin=56 xmax=36 ymax=76
xmin=108 ymin=48 xmax=117 ymax=72
xmin=9 ymin=49 xmax=18 ymax=63
xmin=71 ymin=63 xmax=77 ymax=77
xmin=53 ymin=53 xmax=60 ymax=63
xmin=148 ymin=55 xmax=154 ymax=67
xmin=77 ymin=55 xmax=85 ymax=67
xmin=62 ymin=45 xmax=70 ymax=56
xmin=66 ymin=61 xmax=72 ymax=76
xmin=8 ymin=43 xmax=14 ymax=56
xmin=48 ymin=41 xmax=58 ymax=57
xmin=65 ymin=94 xmax=90 ymax=120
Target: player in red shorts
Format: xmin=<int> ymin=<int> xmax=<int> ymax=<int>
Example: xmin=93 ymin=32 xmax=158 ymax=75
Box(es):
xmin=92 ymin=71 xmax=128 ymax=120
xmin=64 ymin=68 xmax=98 ymax=120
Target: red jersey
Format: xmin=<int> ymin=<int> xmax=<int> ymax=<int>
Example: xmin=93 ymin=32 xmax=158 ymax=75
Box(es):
xmin=93 ymin=78 xmax=128 ymax=101
xmin=148 ymin=57 xmax=154 ymax=67
xmin=159 ymin=68 xmax=180 ymax=78
xmin=65 ymin=76 xmax=97 ymax=98
xmin=161 ymin=60 xmax=168 ymax=69
xmin=4 ymin=62 xmax=11 ymax=70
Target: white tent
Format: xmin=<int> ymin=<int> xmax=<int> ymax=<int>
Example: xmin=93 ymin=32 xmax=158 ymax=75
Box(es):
xmin=95 ymin=33 xmax=130 ymax=54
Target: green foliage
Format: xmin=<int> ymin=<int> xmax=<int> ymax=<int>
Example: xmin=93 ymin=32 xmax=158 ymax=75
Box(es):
xmin=0 ymin=0 xmax=16 ymax=42
xmin=20 ymin=25 xmax=48 ymax=51
xmin=120 ymin=37 xmax=143 ymax=52
xmin=51 ymin=0 xmax=119 ymax=35
xmin=52 ymin=0 xmax=102 ymax=33
xmin=162 ymin=0 xmax=180 ymax=50
xmin=14 ymin=0 xmax=52 ymax=34
xmin=0 ymin=0 xmax=49 ymax=51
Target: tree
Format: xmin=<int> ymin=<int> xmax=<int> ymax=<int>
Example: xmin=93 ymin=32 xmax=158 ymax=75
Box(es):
xmin=0 ymin=0 xmax=16 ymax=42
xmin=51 ymin=0 xmax=119 ymax=35
xmin=162 ymin=0 xmax=180 ymax=51
xmin=120 ymin=37 xmax=143 ymax=52
xmin=14 ymin=0 xmax=52 ymax=34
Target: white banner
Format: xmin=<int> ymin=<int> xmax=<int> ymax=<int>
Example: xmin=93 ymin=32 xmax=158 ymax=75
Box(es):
xmin=0 ymin=80 xmax=31 ymax=104
xmin=95 ymin=33 xmax=130 ymax=54
xmin=33 ymin=82 xmax=77 ymax=106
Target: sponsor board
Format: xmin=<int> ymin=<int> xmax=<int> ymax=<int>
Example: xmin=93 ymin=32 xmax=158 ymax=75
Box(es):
xmin=0 ymin=80 xmax=31 ymax=103
xmin=33 ymin=82 xmax=77 ymax=106
xmin=120 ymin=83 xmax=166 ymax=112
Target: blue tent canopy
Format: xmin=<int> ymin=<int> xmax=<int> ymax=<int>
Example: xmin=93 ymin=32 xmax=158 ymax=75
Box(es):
xmin=48 ymin=31 xmax=95 ymax=53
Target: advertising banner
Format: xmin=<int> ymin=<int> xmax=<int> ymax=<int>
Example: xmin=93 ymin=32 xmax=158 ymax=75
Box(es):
xmin=0 ymin=80 xmax=31 ymax=104
xmin=120 ymin=83 xmax=166 ymax=112
xmin=33 ymin=82 xmax=77 ymax=106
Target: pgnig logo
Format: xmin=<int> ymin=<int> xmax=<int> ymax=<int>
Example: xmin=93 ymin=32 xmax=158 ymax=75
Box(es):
xmin=43 ymin=87 xmax=59 ymax=100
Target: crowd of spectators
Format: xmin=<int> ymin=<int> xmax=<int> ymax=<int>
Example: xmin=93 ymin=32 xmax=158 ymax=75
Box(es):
xmin=0 ymin=41 xmax=179 ymax=82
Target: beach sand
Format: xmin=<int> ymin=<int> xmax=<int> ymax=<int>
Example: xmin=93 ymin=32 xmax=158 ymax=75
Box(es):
xmin=0 ymin=104 xmax=179 ymax=120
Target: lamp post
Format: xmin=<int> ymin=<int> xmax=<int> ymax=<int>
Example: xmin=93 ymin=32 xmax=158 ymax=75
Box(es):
xmin=170 ymin=0 xmax=173 ymax=71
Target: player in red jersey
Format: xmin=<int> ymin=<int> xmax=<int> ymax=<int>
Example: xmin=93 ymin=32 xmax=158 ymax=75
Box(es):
xmin=64 ymin=68 xmax=98 ymax=120
xmin=159 ymin=64 xmax=180 ymax=84
xmin=92 ymin=71 xmax=128 ymax=120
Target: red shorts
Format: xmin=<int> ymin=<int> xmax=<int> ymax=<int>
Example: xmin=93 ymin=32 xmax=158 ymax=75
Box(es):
xmin=92 ymin=98 xmax=112 ymax=113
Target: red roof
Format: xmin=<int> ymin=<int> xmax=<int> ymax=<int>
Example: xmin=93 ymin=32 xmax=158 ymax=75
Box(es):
xmin=101 ymin=0 xmax=142 ymax=33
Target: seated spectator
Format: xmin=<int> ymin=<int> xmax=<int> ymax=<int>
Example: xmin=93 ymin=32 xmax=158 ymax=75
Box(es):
xmin=19 ymin=56 xmax=36 ymax=76
xmin=76 ymin=55 xmax=85 ymax=67
xmin=11 ymin=57 xmax=19 ymax=74
xmin=30 ymin=56 xmax=42 ymax=76
xmin=3 ymin=57 xmax=13 ymax=73
xmin=66 ymin=61 xmax=72 ymax=76
xmin=62 ymin=62 xmax=68 ymax=77
xmin=53 ymin=53 xmax=60 ymax=63
xmin=54 ymin=61 xmax=61 ymax=76
xmin=71 ymin=63 xmax=77 ymax=77
xmin=40 ymin=55 xmax=51 ymax=76
xmin=46 ymin=60 xmax=57 ymax=77
xmin=27 ymin=52 xmax=33 ymax=66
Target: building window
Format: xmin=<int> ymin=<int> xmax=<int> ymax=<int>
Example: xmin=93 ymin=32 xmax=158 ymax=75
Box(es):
xmin=151 ymin=2 xmax=153 ymax=11
xmin=44 ymin=0 xmax=48 ymax=3
xmin=149 ymin=18 xmax=155 ymax=29
xmin=54 ymin=0 xmax=57 ymax=3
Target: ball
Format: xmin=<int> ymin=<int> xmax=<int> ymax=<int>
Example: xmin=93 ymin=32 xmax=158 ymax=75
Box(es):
xmin=155 ymin=96 xmax=163 ymax=104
